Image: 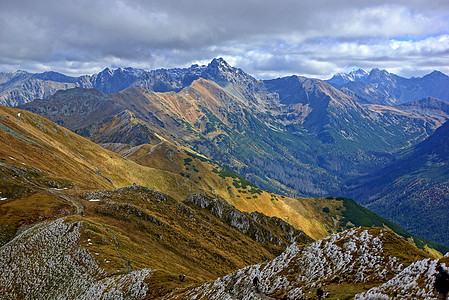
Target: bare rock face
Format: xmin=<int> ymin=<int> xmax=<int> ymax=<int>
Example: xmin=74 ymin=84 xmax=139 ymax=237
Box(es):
xmin=186 ymin=194 xmax=311 ymax=245
xmin=0 ymin=218 xmax=154 ymax=299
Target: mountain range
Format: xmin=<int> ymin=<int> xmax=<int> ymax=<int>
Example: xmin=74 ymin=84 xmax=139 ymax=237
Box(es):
xmin=3 ymin=59 xmax=449 ymax=107
xmin=327 ymin=68 xmax=449 ymax=105
xmin=2 ymin=58 xmax=449 ymax=298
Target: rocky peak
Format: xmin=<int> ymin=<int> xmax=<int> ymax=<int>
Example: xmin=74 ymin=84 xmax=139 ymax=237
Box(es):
xmin=185 ymin=194 xmax=312 ymax=245
xmin=99 ymin=67 xmax=114 ymax=77
xmin=208 ymin=57 xmax=232 ymax=70
xmin=90 ymin=67 xmax=143 ymax=93
xmin=349 ymin=68 xmax=369 ymax=82
xmin=327 ymin=68 xmax=369 ymax=86
xmin=0 ymin=70 xmax=32 ymax=85
xmin=202 ymin=57 xmax=239 ymax=82
xmin=367 ymin=68 xmax=392 ymax=81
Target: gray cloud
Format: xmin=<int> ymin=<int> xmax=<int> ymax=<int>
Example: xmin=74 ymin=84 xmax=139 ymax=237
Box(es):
xmin=1 ymin=0 xmax=448 ymax=78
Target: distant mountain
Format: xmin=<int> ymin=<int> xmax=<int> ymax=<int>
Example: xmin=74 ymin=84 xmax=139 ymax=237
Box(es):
xmin=396 ymin=96 xmax=449 ymax=119
xmin=3 ymin=60 xmax=448 ymax=108
xmin=327 ymin=68 xmax=449 ymax=105
xmin=0 ymin=67 xmax=145 ymax=106
xmin=132 ymin=57 xmax=275 ymax=108
xmin=0 ymin=70 xmax=91 ymax=107
xmin=327 ymin=68 xmax=369 ymax=86
xmin=90 ymin=67 xmax=145 ymax=93
xmin=349 ymin=119 xmax=449 ymax=246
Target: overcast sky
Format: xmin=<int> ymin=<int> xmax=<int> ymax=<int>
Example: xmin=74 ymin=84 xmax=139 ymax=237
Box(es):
xmin=1 ymin=0 xmax=449 ymax=79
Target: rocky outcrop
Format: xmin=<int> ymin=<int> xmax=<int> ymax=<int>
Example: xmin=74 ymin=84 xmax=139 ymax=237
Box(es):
xmin=0 ymin=218 xmax=154 ymax=299
xmin=186 ymin=194 xmax=312 ymax=246
xmin=173 ymin=228 xmax=432 ymax=299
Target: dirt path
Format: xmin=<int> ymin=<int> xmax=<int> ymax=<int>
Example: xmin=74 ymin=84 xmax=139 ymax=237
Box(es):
xmin=101 ymin=224 xmax=132 ymax=274
xmin=48 ymin=188 xmax=84 ymax=215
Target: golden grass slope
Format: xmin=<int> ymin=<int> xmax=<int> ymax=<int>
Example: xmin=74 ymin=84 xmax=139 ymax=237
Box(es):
xmin=0 ymin=105 xmax=204 ymax=200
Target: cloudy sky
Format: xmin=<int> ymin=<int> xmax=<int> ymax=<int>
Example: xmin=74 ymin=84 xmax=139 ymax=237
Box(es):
xmin=1 ymin=0 xmax=449 ymax=79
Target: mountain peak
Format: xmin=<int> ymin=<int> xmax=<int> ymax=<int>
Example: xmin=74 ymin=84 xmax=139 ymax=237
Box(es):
xmin=207 ymin=57 xmax=233 ymax=72
xmin=367 ymin=68 xmax=392 ymax=82
xmin=210 ymin=57 xmax=230 ymax=66
xmin=201 ymin=57 xmax=246 ymax=84
xmin=97 ymin=67 xmax=114 ymax=77
xmin=327 ymin=68 xmax=369 ymax=86
xmin=32 ymin=71 xmax=78 ymax=83
xmin=369 ymin=68 xmax=389 ymax=75
xmin=424 ymin=70 xmax=448 ymax=79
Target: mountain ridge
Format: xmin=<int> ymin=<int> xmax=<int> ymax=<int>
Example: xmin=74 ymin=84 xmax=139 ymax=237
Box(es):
xmin=327 ymin=68 xmax=449 ymax=105
xmin=2 ymin=58 xmax=448 ymax=107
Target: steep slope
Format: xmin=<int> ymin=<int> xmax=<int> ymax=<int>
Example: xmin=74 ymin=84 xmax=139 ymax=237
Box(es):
xmin=0 ymin=105 xmax=210 ymax=203
xmin=1 ymin=104 xmax=435 ymax=246
xmin=349 ymin=120 xmax=449 ymax=246
xmin=0 ymin=104 xmax=351 ymax=244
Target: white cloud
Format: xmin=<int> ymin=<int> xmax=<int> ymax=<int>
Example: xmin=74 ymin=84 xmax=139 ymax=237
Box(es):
xmin=0 ymin=0 xmax=448 ymax=79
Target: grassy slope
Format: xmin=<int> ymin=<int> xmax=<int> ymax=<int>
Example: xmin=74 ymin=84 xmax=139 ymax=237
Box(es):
xmin=0 ymin=105 xmax=316 ymax=294
xmin=0 ymin=105 xmax=204 ymax=199
xmin=0 ymin=107 xmax=316 ymax=296
xmin=2 ymin=104 xmax=444 ymax=254
xmin=0 ymin=105 xmax=208 ymax=247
